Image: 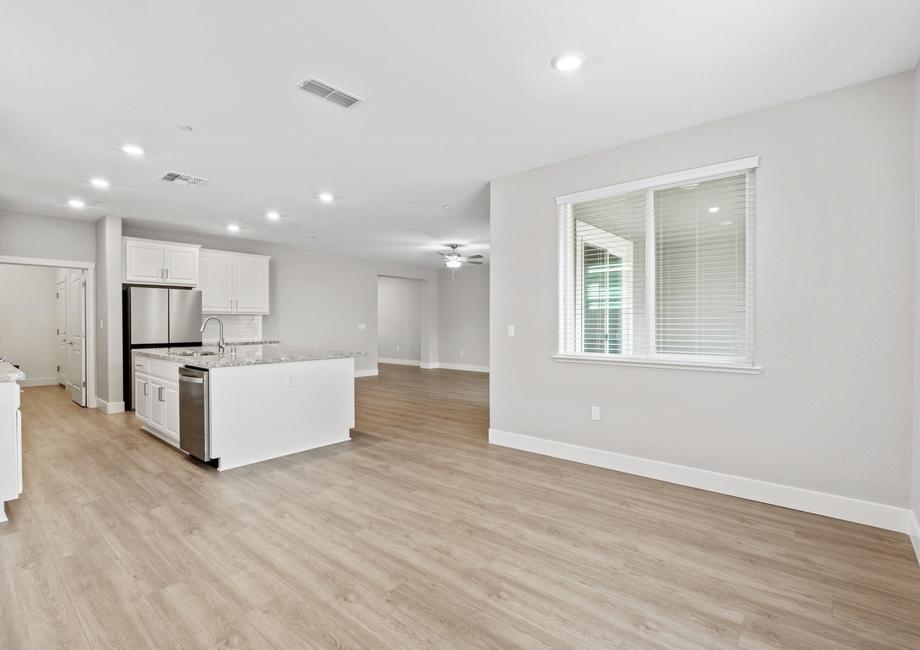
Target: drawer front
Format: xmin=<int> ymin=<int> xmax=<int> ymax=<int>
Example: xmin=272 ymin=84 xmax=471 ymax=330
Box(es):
xmin=147 ymin=360 xmax=180 ymax=383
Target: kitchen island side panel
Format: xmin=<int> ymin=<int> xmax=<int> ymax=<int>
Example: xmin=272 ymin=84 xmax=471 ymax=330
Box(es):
xmin=208 ymin=356 xmax=354 ymax=470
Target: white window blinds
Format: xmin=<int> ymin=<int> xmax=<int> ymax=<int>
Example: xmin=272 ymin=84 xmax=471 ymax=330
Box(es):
xmin=557 ymin=158 xmax=756 ymax=368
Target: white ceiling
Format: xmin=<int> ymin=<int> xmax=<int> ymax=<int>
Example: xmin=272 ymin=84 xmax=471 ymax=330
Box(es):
xmin=1 ymin=1 xmax=919 ymax=266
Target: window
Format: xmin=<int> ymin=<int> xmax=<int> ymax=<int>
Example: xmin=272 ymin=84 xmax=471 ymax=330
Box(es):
xmin=557 ymin=157 xmax=757 ymax=371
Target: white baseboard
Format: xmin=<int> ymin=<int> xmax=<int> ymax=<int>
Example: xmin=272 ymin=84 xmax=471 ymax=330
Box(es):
xmin=378 ymin=358 xmax=420 ymax=366
xmin=488 ymin=428 xmax=912 ymax=534
xmin=417 ymin=362 xmax=489 ymax=373
xmin=909 ymin=510 xmax=920 ymax=565
xmin=19 ymin=377 xmax=58 ymax=388
xmin=95 ymin=398 xmax=125 ymax=414
xmin=355 ymin=369 xmax=379 ymax=378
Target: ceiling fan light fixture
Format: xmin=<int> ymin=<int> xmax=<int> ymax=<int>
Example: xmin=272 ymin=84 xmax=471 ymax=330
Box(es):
xmin=445 ymin=259 xmax=462 ymax=269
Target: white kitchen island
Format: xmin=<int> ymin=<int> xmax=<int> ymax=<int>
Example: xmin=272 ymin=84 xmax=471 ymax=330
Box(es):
xmin=135 ymin=344 xmax=359 ymax=471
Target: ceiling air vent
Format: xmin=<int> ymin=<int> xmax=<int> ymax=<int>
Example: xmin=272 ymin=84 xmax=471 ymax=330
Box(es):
xmin=298 ymin=76 xmax=363 ymax=108
xmin=160 ymin=171 xmax=208 ymax=187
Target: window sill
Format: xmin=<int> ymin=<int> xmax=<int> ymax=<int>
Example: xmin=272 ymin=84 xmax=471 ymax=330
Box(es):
xmin=552 ymin=354 xmax=762 ymax=375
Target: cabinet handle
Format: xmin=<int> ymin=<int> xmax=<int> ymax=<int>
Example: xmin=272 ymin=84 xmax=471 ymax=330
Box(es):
xmin=143 ymin=382 xmax=148 ymax=396
xmin=164 ymin=268 xmax=169 ymax=280
xmin=158 ymin=386 xmax=165 ymax=402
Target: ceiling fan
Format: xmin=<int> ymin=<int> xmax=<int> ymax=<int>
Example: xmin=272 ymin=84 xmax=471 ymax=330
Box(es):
xmin=437 ymin=244 xmax=484 ymax=269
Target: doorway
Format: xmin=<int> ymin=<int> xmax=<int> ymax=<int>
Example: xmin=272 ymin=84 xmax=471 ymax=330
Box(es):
xmin=0 ymin=256 xmax=96 ymax=409
xmin=377 ymin=276 xmax=422 ymax=367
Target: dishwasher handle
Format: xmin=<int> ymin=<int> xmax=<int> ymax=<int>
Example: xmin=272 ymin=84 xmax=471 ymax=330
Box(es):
xmin=179 ymin=375 xmax=204 ymax=384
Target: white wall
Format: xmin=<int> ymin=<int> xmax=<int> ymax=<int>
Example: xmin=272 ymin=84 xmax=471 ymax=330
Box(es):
xmin=0 ymin=264 xmax=58 ymax=385
xmin=438 ymin=266 xmax=490 ymax=370
xmin=490 ymin=72 xmax=914 ymax=511
xmin=0 ymin=211 xmax=95 ymax=262
xmin=123 ymin=227 xmax=439 ymax=374
xmin=377 ymin=276 xmax=421 ymax=363
xmin=94 ymin=216 xmax=123 ymax=408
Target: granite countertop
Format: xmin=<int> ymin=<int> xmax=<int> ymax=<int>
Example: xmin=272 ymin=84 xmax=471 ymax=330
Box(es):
xmin=136 ymin=344 xmax=365 ymax=369
xmin=0 ymin=361 xmax=25 ymax=383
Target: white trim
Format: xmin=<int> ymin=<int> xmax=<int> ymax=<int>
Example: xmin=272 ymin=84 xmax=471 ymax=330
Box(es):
xmin=488 ymin=428 xmax=911 ymax=533
xmin=555 ymin=156 xmax=760 ymax=205
xmin=434 ymin=363 xmax=489 ymax=373
xmin=419 ymin=362 xmax=439 ymax=370
xmin=553 ymin=353 xmax=762 ymax=374
xmin=378 ymin=358 xmax=420 ymax=366
xmin=18 ymin=377 xmax=58 ymax=388
xmin=96 ymin=398 xmax=125 ymax=414
xmin=355 ymin=368 xmax=379 ymax=378
xmin=0 ymin=255 xmax=95 ymax=270
xmin=909 ymin=510 xmax=920 ymax=566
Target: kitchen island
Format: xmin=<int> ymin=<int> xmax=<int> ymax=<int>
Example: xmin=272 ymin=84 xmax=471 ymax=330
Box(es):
xmin=134 ymin=344 xmax=360 ymax=470
xmin=0 ymin=361 xmax=24 ymax=522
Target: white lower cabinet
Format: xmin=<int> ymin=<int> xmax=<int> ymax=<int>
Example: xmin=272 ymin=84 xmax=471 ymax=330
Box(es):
xmin=0 ymin=381 xmax=23 ymax=522
xmin=134 ymin=359 xmax=181 ymax=448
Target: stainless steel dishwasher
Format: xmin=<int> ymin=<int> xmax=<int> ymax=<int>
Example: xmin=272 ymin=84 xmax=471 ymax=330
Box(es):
xmin=179 ymin=366 xmax=212 ymax=462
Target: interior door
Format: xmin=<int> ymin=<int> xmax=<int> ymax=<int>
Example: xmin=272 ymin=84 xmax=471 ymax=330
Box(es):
xmin=65 ymin=270 xmax=86 ymax=406
xmin=56 ymin=280 xmax=67 ymax=386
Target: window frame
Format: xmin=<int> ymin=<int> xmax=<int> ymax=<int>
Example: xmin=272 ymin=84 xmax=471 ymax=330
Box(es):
xmin=555 ymin=157 xmax=761 ymax=374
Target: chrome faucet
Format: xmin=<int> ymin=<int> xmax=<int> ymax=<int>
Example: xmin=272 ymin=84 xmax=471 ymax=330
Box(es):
xmin=200 ymin=317 xmax=225 ymax=353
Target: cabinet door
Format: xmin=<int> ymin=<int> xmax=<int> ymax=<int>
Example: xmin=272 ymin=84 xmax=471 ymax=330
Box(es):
xmin=125 ymin=240 xmax=165 ymax=283
xmin=134 ymin=374 xmax=150 ymax=422
xmin=199 ymin=251 xmax=233 ymax=313
xmin=233 ymin=256 xmax=270 ymax=314
xmin=149 ymin=381 xmax=165 ymax=431
xmin=163 ymin=382 xmax=180 ymax=442
xmin=164 ymin=245 xmax=199 ymax=286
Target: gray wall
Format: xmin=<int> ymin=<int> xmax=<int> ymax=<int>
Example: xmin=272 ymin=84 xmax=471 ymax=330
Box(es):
xmin=913 ymin=62 xmax=920 ymax=531
xmin=0 ymin=211 xmax=95 ymax=262
xmin=438 ymin=266 xmax=490 ymax=368
xmin=123 ymin=227 xmax=439 ymax=374
xmin=490 ymin=72 xmax=915 ymax=508
xmin=94 ymin=216 xmax=123 ymax=405
xmin=377 ymin=276 xmax=422 ymax=362
xmin=0 ymin=265 xmax=57 ymax=383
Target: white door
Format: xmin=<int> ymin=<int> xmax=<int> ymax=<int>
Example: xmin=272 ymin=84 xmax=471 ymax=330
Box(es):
xmin=233 ymin=256 xmax=270 ymax=313
xmin=125 ymin=240 xmax=165 ymax=283
xmin=163 ymin=245 xmax=199 ymax=286
xmin=56 ymin=280 xmax=67 ymax=386
xmin=199 ymin=251 xmax=233 ymax=312
xmin=65 ymin=270 xmax=86 ymax=406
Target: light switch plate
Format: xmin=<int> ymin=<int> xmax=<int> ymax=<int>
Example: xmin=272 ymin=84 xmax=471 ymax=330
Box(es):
xmin=507 ymin=325 xmax=515 ymax=338
xmin=357 ymin=323 xmax=367 ymax=330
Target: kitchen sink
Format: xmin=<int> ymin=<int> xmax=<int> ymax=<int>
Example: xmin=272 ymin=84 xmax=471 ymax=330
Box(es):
xmin=173 ymin=350 xmax=218 ymax=357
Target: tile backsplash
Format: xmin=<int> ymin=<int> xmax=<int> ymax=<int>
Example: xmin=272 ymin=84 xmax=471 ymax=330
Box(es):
xmin=200 ymin=314 xmax=263 ymax=343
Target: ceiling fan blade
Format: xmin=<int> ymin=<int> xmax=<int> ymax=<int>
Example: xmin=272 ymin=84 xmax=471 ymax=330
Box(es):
xmin=467 ymin=254 xmax=484 ymax=259
xmin=467 ymin=261 xmax=484 ymax=265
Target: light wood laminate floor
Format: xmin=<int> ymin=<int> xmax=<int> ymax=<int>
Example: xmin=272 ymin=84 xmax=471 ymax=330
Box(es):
xmin=1 ymin=364 xmax=919 ymax=648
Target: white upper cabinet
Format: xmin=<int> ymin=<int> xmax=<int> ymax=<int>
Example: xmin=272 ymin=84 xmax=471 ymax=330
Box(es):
xmin=199 ymin=249 xmax=270 ymax=315
xmin=123 ymin=237 xmax=200 ymax=286
xmin=233 ymin=254 xmax=270 ymax=313
xmin=199 ymin=250 xmax=234 ymax=312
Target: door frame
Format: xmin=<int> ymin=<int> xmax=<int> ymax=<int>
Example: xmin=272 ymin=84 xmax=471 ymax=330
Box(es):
xmin=0 ymin=255 xmax=97 ymax=409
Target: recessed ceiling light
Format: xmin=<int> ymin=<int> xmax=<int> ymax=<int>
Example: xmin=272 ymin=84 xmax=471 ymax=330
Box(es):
xmin=318 ymin=192 xmax=334 ymax=203
xmin=121 ymin=143 xmax=145 ymax=156
xmin=266 ymin=211 xmax=280 ymax=221
xmin=227 ymin=224 xmax=240 ymax=232
xmin=708 ymin=206 xmax=720 ymax=213
xmin=551 ymin=51 xmax=585 ymax=72
xmin=89 ymin=177 xmax=110 ymax=189
xmin=720 ymin=220 xmax=735 ymax=227
xmin=68 ymin=198 xmax=85 ymax=209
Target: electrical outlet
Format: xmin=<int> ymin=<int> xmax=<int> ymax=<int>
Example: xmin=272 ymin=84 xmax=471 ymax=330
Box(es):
xmin=507 ymin=325 xmax=515 ymax=338
xmin=396 ymin=345 xmax=400 ymax=352
xmin=288 ymin=376 xmax=295 ymax=387
xmin=357 ymin=323 xmax=367 ymax=330
xmin=460 ymin=349 xmax=464 ymax=356
xmin=591 ymin=406 xmax=600 ymax=421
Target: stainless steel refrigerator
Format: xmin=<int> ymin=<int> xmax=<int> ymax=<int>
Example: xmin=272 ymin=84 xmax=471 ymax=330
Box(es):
xmin=123 ymin=286 xmax=202 ymax=411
